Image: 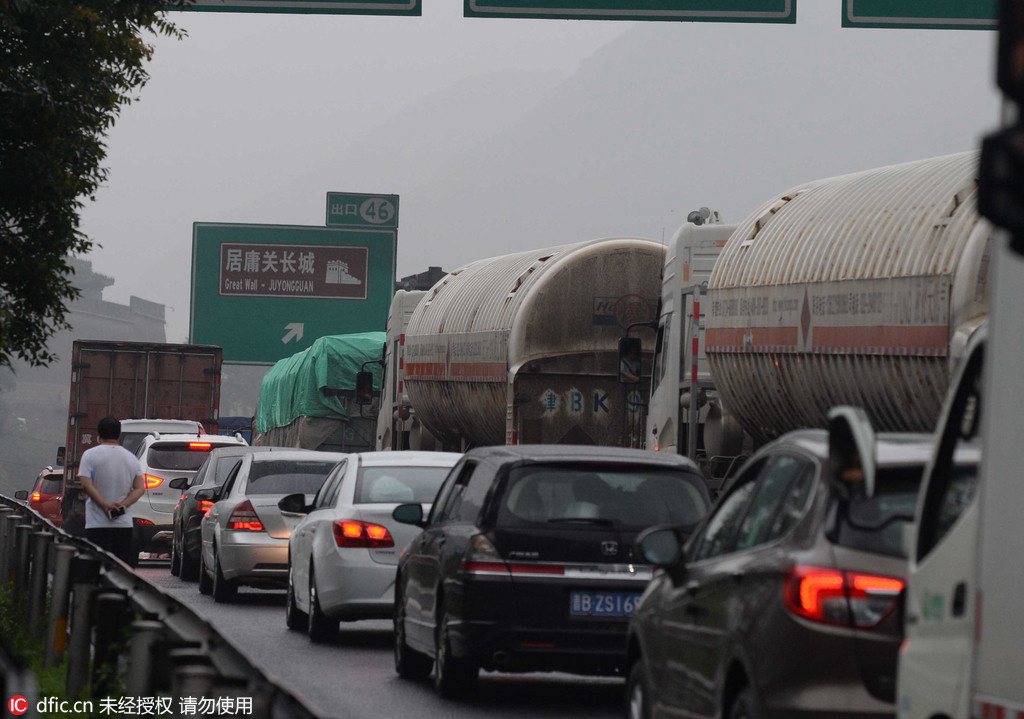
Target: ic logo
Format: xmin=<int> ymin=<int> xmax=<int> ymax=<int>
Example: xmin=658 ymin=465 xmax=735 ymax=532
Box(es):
xmin=601 ymin=541 xmax=619 ymax=556
xmin=7 ymin=695 xmax=28 ymax=716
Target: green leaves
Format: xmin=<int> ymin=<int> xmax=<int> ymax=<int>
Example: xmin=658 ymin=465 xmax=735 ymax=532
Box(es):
xmin=0 ymin=0 xmax=183 ymax=368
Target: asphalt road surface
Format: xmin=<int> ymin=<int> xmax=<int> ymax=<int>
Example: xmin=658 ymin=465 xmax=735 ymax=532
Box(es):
xmin=138 ymin=567 xmax=624 ymax=719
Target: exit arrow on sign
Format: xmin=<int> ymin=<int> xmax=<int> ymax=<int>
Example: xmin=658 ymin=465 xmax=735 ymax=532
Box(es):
xmin=282 ymin=323 xmax=305 ymax=344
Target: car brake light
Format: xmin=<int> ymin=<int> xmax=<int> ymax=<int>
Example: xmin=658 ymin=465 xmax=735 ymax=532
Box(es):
xmin=784 ymin=566 xmax=904 ymax=628
xmin=227 ymin=500 xmax=265 ymax=532
xmin=30 ymin=492 xmax=41 ymax=502
xmin=144 ymin=474 xmax=164 ymax=489
xmin=198 ymin=500 xmax=214 ymax=515
xmin=189 ymin=442 xmax=212 ymax=450
xmin=333 ymin=520 xmax=394 ymax=548
xmin=134 ymin=518 xmax=154 ymax=527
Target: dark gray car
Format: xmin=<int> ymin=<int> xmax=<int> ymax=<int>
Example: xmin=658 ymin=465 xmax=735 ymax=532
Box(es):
xmin=625 ymin=431 xmax=977 ymax=719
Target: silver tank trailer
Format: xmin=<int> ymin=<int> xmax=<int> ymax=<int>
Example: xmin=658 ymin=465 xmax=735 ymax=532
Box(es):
xmin=403 ymin=238 xmax=664 ymax=448
xmin=706 ymin=152 xmax=991 ymax=442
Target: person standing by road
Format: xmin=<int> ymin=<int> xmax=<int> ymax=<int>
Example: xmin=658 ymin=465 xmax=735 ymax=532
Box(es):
xmin=77 ymin=416 xmax=146 ymax=566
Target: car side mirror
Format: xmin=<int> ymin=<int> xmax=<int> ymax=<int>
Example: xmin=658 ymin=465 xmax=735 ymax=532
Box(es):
xmin=392 ymin=503 xmax=425 ymax=528
xmin=636 ymin=525 xmax=686 ymax=568
xmin=168 ymin=478 xmax=189 ymax=490
xmin=278 ymin=493 xmax=309 ymax=515
xmin=827 ymin=406 xmax=877 ymax=499
xmin=14 ymin=490 xmax=28 ymax=501
xmin=195 ymin=488 xmax=218 ymax=502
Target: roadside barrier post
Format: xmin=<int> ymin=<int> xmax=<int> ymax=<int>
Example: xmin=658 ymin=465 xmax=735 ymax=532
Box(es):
xmin=126 ymin=620 xmax=165 ymax=695
xmin=45 ymin=544 xmax=76 ymax=667
xmin=92 ymin=591 xmax=130 ymax=699
xmin=0 ymin=508 xmax=15 ymax=580
xmin=65 ymin=555 xmax=101 ymax=699
xmin=28 ymin=531 xmax=53 ymax=638
xmin=170 ymin=647 xmax=218 ymax=713
xmin=13 ymin=524 xmax=33 ymax=599
xmin=1 ymin=514 xmax=19 ymax=584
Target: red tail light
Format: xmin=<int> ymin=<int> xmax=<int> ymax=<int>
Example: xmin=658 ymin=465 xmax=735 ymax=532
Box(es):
xmin=189 ymin=442 xmax=212 ymax=450
xmin=134 ymin=518 xmax=154 ymax=527
xmin=227 ymin=500 xmax=264 ymax=532
xmin=198 ymin=500 xmax=214 ymax=515
xmin=784 ymin=566 xmax=904 ymax=628
xmin=30 ymin=492 xmax=41 ymax=502
xmin=333 ymin=520 xmax=394 ymax=548
xmin=457 ymin=534 xmax=565 ymax=576
xmin=144 ymin=474 xmax=164 ymax=489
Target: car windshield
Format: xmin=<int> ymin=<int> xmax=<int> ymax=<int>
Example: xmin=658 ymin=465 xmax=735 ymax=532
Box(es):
xmin=498 ymin=464 xmax=708 ymax=530
xmin=835 ymin=464 xmax=925 ymax=558
xmin=355 ymin=466 xmax=452 ymax=504
xmin=146 ymin=443 xmax=229 ymax=472
xmin=245 ymin=460 xmax=336 ymax=495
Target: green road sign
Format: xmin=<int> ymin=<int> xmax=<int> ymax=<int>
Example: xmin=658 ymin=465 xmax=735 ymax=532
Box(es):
xmin=326 ymin=192 xmax=400 ymax=229
xmin=190 ymin=223 xmax=396 ymax=364
xmin=842 ymin=0 xmax=996 ymax=30
xmin=170 ymin=0 xmax=420 ymax=15
xmin=465 ymin=0 xmax=795 ymax=23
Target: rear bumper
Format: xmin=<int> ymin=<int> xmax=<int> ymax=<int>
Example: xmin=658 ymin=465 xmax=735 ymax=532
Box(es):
xmin=454 ymin=617 xmax=630 ymax=675
xmin=219 ymin=533 xmax=289 ymax=587
xmin=315 ymin=549 xmax=396 ymax=621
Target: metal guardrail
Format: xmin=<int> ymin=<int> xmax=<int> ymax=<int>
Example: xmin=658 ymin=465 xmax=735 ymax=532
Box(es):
xmin=0 ymin=496 xmax=320 ymax=718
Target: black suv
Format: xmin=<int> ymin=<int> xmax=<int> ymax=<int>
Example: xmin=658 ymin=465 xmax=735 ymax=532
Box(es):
xmin=391 ymin=444 xmax=710 ymax=699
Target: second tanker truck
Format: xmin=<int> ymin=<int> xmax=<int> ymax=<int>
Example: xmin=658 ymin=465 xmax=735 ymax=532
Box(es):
xmin=644 ymin=151 xmax=992 ymax=482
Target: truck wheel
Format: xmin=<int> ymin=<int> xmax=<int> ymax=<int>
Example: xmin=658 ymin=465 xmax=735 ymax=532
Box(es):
xmin=433 ymin=610 xmax=478 ymax=699
xmin=394 ymin=590 xmax=431 ymax=680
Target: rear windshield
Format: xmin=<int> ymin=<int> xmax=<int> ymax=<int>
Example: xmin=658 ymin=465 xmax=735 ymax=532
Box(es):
xmin=38 ymin=475 xmax=62 ymax=494
xmin=835 ymin=465 xmax=923 ymax=558
xmin=245 ymin=460 xmax=336 ymax=496
xmin=498 ymin=464 xmax=709 ymax=531
xmin=146 ymin=443 xmax=231 ymax=472
xmin=355 ymin=466 xmax=451 ymax=504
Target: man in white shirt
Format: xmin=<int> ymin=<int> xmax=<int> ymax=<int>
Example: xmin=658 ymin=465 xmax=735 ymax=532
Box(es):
xmin=77 ymin=416 xmax=146 ymax=566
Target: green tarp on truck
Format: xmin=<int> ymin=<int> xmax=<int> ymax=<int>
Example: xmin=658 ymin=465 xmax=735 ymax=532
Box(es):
xmin=254 ymin=332 xmax=384 ymax=450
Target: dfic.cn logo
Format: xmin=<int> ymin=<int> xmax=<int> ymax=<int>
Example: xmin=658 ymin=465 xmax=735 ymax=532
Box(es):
xmin=7 ymin=695 xmax=28 ymax=716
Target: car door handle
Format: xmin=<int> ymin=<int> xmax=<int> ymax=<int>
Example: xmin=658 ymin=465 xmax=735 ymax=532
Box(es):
xmin=952 ymin=582 xmax=967 ymax=617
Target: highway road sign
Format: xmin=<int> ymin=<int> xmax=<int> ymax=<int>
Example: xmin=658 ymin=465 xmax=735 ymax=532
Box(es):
xmin=326 ymin=192 xmax=400 ymax=229
xmin=464 ymin=0 xmax=796 ymax=23
xmin=170 ymin=0 xmax=420 ymax=14
xmin=842 ymin=0 xmax=996 ymax=30
xmin=190 ymin=223 xmax=396 ymax=364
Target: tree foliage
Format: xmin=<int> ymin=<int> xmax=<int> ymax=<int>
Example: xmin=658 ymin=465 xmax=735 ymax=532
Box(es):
xmin=0 ymin=0 xmax=183 ymax=367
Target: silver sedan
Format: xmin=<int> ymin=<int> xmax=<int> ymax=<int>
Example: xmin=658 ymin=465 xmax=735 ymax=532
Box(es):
xmin=284 ymin=451 xmax=461 ymax=642
xmin=198 ymin=450 xmax=346 ymax=602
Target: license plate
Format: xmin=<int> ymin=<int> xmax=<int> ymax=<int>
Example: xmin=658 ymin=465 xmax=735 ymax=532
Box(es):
xmin=569 ymin=591 xmax=642 ymax=618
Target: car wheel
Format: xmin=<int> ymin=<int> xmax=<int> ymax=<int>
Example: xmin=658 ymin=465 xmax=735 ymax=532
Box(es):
xmin=394 ymin=589 xmax=432 ymax=681
xmin=627 ymin=658 xmax=652 ymax=719
xmin=729 ymin=687 xmax=760 ymax=719
xmin=198 ymin=547 xmax=212 ymax=596
xmin=306 ymin=565 xmax=336 ymax=643
xmin=179 ymin=542 xmax=198 ymax=582
xmin=285 ymin=569 xmax=306 ymax=631
xmin=211 ymin=547 xmax=237 ymax=603
xmin=169 ymin=536 xmax=181 ymax=577
xmin=433 ymin=610 xmax=478 ymax=699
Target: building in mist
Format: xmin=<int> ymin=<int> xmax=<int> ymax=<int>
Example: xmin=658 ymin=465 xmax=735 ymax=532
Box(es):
xmin=396 ymin=266 xmax=446 ymax=292
xmin=0 ymin=257 xmax=166 ymax=493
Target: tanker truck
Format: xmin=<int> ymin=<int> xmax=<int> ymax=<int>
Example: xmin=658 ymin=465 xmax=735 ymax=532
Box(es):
xmin=644 ymin=151 xmax=992 ymax=483
xmin=401 ymin=238 xmax=663 ymax=450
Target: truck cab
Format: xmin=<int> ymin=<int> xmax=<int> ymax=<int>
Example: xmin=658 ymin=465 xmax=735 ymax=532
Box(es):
xmin=645 ymin=215 xmax=742 ymax=485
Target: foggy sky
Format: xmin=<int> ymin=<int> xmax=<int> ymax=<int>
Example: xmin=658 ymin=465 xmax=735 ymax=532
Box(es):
xmin=77 ymin=2 xmax=998 ymax=345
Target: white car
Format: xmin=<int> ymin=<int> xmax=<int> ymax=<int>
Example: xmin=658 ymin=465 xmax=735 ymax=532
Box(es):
xmin=198 ymin=450 xmax=345 ymax=602
xmin=133 ymin=432 xmax=248 ymax=558
xmin=284 ymin=451 xmax=462 ymax=642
